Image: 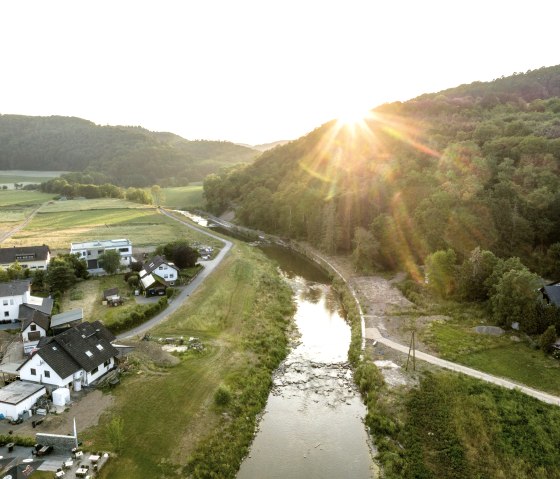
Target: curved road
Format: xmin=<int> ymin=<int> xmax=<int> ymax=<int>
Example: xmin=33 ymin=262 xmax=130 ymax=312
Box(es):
xmin=117 ymin=209 xmax=232 ymax=340
xmin=307 ymin=249 xmax=560 ymax=407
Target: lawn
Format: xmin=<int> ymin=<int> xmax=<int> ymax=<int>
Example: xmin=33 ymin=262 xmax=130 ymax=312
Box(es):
xmin=420 ymin=310 xmax=560 ymax=395
xmin=2 ymin=199 xmax=223 ymax=251
xmin=82 ymin=243 xmax=294 ymax=479
xmin=161 ymin=184 xmax=204 ymax=209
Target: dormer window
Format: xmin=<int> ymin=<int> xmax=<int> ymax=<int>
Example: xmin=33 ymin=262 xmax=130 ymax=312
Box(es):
xmin=30 ymin=325 xmax=37 ymax=331
xmin=85 ymin=350 xmax=93 ymax=357
xmin=96 ymin=344 xmax=104 ymax=351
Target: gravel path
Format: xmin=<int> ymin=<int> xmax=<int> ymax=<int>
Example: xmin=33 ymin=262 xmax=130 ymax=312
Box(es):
xmin=306 ymin=249 xmax=560 ymax=406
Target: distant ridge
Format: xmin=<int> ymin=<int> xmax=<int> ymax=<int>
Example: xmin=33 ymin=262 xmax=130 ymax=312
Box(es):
xmin=0 ymin=114 xmax=259 ymax=187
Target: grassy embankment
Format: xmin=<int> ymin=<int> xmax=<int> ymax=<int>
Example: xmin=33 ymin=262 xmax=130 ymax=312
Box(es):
xmin=82 ymin=243 xmax=294 ymax=479
xmin=336 ymin=273 xmax=560 ymax=478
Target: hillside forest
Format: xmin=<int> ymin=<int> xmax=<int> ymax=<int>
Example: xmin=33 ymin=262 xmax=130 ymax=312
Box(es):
xmin=204 ymin=66 xmax=560 ymax=276
xmin=0 ymin=115 xmax=258 ymax=187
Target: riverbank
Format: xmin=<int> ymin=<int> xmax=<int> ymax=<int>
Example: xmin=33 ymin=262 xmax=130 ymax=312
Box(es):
xmin=83 ymin=243 xmax=295 ymax=479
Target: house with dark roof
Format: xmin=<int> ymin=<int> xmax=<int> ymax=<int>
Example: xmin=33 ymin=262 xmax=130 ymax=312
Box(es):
xmin=21 ymin=309 xmax=51 ymax=354
xmin=18 ymin=321 xmax=118 ymax=390
xmin=0 ymin=245 xmax=51 ymax=270
xmin=138 ymin=255 xmax=178 ymax=296
xmin=140 ymin=256 xmax=179 ymax=285
xmin=0 ymin=280 xmax=54 ymax=327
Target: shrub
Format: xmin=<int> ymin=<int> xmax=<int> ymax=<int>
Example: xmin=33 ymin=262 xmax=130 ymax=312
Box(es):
xmin=214 ymin=386 xmax=232 ymax=407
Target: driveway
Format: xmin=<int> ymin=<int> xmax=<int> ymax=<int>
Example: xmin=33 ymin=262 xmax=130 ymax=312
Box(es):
xmin=117 ymin=209 xmax=232 ymax=340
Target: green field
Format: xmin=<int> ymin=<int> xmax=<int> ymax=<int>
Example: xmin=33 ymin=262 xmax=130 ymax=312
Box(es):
xmin=161 ymin=184 xmax=204 ymax=209
xmin=83 ymin=244 xmax=293 ymax=479
xmin=0 ymin=198 xmax=222 ymax=251
xmin=0 ymin=189 xmax=53 ymax=207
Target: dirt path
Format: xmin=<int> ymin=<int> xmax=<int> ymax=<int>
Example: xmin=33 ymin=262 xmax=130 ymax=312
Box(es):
xmin=0 ymin=202 xmax=46 ymax=243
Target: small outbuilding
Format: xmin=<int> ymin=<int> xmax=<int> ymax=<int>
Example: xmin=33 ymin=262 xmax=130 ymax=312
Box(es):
xmin=0 ymin=381 xmax=46 ymax=421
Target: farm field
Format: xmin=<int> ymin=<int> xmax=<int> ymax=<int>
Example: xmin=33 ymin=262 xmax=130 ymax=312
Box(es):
xmin=0 ymin=198 xmax=222 ymax=251
xmin=161 ymin=184 xmax=204 ymax=209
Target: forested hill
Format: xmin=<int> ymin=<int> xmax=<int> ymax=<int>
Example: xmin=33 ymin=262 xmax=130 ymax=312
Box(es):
xmin=0 ymin=115 xmax=259 ymax=186
xmin=204 ymin=65 xmax=560 ymax=276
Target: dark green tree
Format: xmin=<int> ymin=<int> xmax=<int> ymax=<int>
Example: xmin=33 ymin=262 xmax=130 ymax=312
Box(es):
xmin=98 ymin=249 xmax=122 ymax=275
xmin=540 ymin=325 xmax=557 ymax=354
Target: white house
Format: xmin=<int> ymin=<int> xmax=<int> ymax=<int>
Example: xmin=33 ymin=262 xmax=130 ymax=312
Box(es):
xmin=70 ymin=239 xmax=133 ymax=272
xmin=18 ymin=321 xmax=119 ymax=390
xmin=0 ymin=245 xmax=51 ymax=270
xmin=0 ymin=381 xmax=46 ymax=421
xmin=141 ymin=256 xmax=179 ymax=284
xmin=0 ymin=280 xmax=31 ymax=323
xmin=21 ymin=310 xmax=50 ymax=354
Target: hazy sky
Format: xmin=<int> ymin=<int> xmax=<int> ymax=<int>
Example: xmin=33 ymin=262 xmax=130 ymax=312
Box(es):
xmin=1 ymin=1 xmax=558 ymax=145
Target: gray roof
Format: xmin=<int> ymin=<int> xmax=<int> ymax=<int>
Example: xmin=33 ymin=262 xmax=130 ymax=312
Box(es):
xmin=142 ymin=256 xmax=177 ymax=275
xmin=542 ymin=285 xmax=560 ymax=307
xmin=0 ymin=280 xmax=30 ymax=297
xmin=19 ymin=307 xmax=50 ymax=331
xmin=103 ymin=288 xmax=119 ymax=299
xmin=0 ymin=245 xmax=50 ymax=264
xmin=22 ymin=297 xmax=53 ymax=316
xmin=51 ymin=308 xmax=83 ymax=328
xmin=0 ymin=381 xmax=45 ymax=405
xmin=23 ymin=321 xmax=118 ymax=378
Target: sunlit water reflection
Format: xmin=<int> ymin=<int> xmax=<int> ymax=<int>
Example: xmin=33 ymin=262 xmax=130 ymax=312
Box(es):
xmin=237 ymin=253 xmax=374 ymax=479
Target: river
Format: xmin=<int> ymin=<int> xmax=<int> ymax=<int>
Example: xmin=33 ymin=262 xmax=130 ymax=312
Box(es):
xmin=237 ymin=245 xmax=374 ymax=479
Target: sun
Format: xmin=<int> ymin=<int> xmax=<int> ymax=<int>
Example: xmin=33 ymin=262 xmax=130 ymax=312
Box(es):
xmin=335 ymin=106 xmax=372 ymax=128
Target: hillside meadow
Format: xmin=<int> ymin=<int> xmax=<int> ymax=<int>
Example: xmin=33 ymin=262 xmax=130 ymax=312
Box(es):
xmin=161 ymin=184 xmax=204 ymax=209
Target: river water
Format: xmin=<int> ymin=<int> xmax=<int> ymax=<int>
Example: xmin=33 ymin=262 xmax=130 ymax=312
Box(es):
xmin=237 ymin=246 xmax=374 ymax=479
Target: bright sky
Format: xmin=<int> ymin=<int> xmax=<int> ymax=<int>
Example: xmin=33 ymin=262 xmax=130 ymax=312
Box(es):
xmin=1 ymin=1 xmax=559 ymax=145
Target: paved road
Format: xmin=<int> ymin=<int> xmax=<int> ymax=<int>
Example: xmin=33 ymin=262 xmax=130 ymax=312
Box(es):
xmin=117 ymin=209 xmax=232 ymax=340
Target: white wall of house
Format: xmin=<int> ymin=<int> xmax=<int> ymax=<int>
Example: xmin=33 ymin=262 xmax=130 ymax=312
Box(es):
xmin=85 ymin=357 xmax=115 ymax=386
xmin=71 ymin=239 xmax=132 ymax=270
xmin=19 ymin=354 xmax=74 ymax=389
xmin=22 ymin=324 xmax=48 ymax=354
xmin=0 ymin=291 xmax=28 ymax=322
xmin=0 ymin=386 xmax=46 ymax=420
xmin=153 ymin=264 xmax=178 ymax=284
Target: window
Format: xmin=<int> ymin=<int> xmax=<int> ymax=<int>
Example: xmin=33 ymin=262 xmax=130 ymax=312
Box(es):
xmin=9 ymin=299 xmax=13 ymax=305
xmin=85 ymin=350 xmax=93 ymax=357
xmin=164 ymin=274 xmax=168 ymax=279
xmin=96 ymin=344 xmax=104 ymax=351
xmin=3 ymin=312 xmax=8 ymax=318
xmin=30 ymin=325 xmax=37 ymax=331
xmin=30 ymin=368 xmax=36 ymax=376
xmin=2 ymin=300 xmax=7 ymax=306
xmin=44 ymin=371 xmax=50 ymax=378
xmin=119 ymin=247 xmax=129 ymax=253
xmin=104 ymin=359 xmax=110 ymax=367
xmin=159 ymin=266 xmax=164 ymax=270
xmin=87 ymin=251 xmax=91 ymax=256
xmin=91 ymin=367 xmax=99 ymax=375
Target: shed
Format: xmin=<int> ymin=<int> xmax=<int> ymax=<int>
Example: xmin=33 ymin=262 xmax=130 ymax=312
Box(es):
xmin=51 ymin=308 xmax=84 ymax=331
xmin=0 ymin=381 xmax=46 ymax=420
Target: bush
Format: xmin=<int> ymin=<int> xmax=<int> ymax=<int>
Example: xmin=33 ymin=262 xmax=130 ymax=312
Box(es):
xmin=214 ymin=386 xmax=232 ymax=407
xmin=166 ymin=287 xmax=175 ymax=298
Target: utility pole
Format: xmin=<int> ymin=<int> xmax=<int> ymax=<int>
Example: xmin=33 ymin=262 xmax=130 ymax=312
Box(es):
xmin=406 ymin=330 xmax=416 ymax=371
